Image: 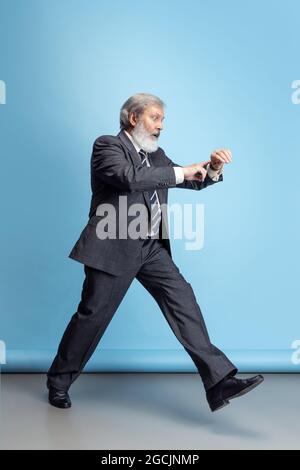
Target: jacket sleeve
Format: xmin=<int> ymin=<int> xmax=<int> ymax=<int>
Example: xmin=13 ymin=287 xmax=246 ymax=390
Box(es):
xmin=91 ymin=137 xmax=177 ymax=192
xmin=161 ymin=149 xmax=223 ymax=190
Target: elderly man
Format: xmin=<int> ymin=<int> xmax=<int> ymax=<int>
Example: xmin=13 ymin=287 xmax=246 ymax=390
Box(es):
xmin=47 ymin=93 xmax=263 ymax=412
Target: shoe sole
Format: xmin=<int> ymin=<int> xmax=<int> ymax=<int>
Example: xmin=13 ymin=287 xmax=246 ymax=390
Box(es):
xmin=210 ymin=399 xmax=230 ymax=412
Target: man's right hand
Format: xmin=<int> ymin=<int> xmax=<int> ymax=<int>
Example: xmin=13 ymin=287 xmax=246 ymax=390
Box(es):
xmin=182 ymin=161 xmax=211 ymax=181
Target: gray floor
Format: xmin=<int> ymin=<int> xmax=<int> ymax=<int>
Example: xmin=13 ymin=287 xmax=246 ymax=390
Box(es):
xmin=0 ymin=373 xmax=299 ymax=450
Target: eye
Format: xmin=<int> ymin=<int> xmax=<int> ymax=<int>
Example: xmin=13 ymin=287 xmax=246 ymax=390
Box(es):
xmin=151 ymin=114 xmax=164 ymax=122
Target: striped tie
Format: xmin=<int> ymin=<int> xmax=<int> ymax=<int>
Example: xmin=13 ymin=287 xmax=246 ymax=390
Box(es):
xmin=138 ymin=149 xmax=162 ymax=237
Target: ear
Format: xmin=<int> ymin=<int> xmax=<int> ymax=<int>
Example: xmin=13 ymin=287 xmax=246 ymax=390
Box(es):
xmin=129 ymin=111 xmax=138 ymax=128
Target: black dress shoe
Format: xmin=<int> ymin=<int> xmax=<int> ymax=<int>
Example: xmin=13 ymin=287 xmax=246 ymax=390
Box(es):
xmin=206 ymin=374 xmax=264 ymax=412
xmin=48 ymin=386 xmax=72 ymax=409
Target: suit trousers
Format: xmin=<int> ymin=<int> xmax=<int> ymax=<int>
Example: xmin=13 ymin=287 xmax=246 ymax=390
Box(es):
xmin=47 ymin=236 xmax=237 ymax=392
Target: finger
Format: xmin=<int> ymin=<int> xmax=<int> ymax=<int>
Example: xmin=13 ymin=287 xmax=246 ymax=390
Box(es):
xmin=200 ymin=168 xmax=207 ymax=180
xmin=222 ymin=150 xmax=232 ymax=162
xmin=194 ymin=168 xmax=206 ymax=181
xmin=199 ymin=160 xmax=211 ymax=168
xmin=212 ymin=151 xmax=225 ymax=161
xmin=213 ymin=150 xmax=232 ymax=163
xmin=218 ymin=150 xmax=230 ymax=163
xmin=217 ymin=150 xmax=230 ymax=162
xmin=212 ymin=152 xmax=226 ymax=163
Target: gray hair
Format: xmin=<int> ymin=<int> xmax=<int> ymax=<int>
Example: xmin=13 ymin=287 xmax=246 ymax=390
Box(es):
xmin=119 ymin=93 xmax=165 ymax=130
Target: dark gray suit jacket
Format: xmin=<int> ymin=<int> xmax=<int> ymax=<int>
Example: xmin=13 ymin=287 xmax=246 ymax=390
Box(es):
xmin=68 ymin=129 xmax=223 ymax=275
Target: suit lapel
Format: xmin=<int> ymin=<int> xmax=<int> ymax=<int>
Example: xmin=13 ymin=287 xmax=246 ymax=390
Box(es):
xmin=118 ymin=130 xmax=155 ymax=212
xmin=118 ymin=129 xmax=142 ymax=166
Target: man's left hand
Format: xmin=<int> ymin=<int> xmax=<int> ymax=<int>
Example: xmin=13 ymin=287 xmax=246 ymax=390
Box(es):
xmin=210 ymin=149 xmax=232 ymax=170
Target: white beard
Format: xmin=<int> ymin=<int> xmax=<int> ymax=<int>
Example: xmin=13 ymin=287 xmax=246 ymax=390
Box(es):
xmin=131 ymin=121 xmax=159 ymax=153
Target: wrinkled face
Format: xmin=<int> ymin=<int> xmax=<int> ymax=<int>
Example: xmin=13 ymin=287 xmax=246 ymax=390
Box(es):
xmin=138 ymin=104 xmax=164 ymax=139
xmin=129 ymin=104 xmax=165 ymax=153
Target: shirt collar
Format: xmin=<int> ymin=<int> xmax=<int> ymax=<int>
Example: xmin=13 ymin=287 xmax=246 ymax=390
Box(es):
xmin=124 ymin=130 xmax=142 ymax=154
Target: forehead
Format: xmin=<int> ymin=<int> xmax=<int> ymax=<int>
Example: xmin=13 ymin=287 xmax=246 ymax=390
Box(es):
xmin=143 ymin=104 xmax=164 ymax=117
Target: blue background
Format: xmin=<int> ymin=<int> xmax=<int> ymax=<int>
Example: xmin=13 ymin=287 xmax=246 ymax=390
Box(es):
xmin=1 ymin=0 xmax=299 ymax=372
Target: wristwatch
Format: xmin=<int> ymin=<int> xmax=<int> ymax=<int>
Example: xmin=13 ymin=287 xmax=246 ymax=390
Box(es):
xmin=209 ymin=162 xmax=222 ymax=172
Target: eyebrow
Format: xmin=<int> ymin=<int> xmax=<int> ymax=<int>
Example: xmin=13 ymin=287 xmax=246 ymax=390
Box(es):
xmin=152 ymin=114 xmax=165 ymax=119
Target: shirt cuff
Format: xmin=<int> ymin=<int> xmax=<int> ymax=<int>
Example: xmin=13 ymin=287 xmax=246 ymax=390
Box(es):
xmin=205 ymin=162 xmax=223 ymax=181
xmin=173 ymin=166 xmax=185 ymax=184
